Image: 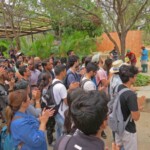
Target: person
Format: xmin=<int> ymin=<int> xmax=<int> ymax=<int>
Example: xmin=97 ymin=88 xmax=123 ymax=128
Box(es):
xmin=109 ymin=60 xmax=124 ymax=100
xmin=67 ymin=50 xmax=75 ymax=57
xmin=66 ymin=55 xmax=80 ymax=88
xmin=5 ymin=89 xmax=55 ymax=150
xmin=28 ymin=59 xmax=41 ymax=88
xmin=109 ymin=46 xmax=118 ymax=61
xmin=53 ymin=65 xmax=68 ymax=139
xmin=53 ymin=64 xmax=79 ymax=140
xmin=81 ymin=62 xmax=98 ymax=91
xmin=41 ymin=60 xmax=54 ymax=79
xmin=54 ymin=90 xmax=108 ymax=150
xmin=140 ymin=46 xmax=149 ymax=73
xmin=115 ymin=65 xmax=145 ymax=150
xmin=125 ymin=50 xmax=137 ymax=66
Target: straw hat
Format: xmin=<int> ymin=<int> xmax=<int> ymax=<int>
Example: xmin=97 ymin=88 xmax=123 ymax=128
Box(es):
xmin=109 ymin=59 xmax=124 ymax=73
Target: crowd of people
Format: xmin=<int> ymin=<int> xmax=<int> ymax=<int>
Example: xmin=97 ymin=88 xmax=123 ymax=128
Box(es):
xmin=0 ymin=47 xmax=147 ymax=150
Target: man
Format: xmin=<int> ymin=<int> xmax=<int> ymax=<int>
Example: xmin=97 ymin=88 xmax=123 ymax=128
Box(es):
xmin=110 ymin=46 xmax=118 ymax=61
xmin=81 ymin=62 xmax=98 ymax=92
xmin=141 ymin=46 xmax=149 ymax=73
xmin=54 ymin=90 xmax=108 ymax=150
xmin=53 ymin=64 xmax=79 ymax=140
xmin=67 ymin=50 xmax=75 ymax=57
xmin=52 ymin=65 xmax=68 ymax=139
xmin=125 ymin=50 xmax=137 ymax=66
xmin=41 ymin=60 xmax=54 ymax=79
xmin=28 ymin=59 xmax=40 ymax=87
xmin=66 ymin=55 xmax=80 ymax=88
xmin=115 ymin=65 xmax=145 ymax=150
xmin=19 ymin=65 xmax=31 ymax=83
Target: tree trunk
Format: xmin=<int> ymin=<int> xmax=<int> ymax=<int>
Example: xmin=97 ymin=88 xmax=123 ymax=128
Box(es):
xmin=15 ymin=36 xmax=21 ymax=51
xmin=119 ymin=32 xmax=127 ymax=61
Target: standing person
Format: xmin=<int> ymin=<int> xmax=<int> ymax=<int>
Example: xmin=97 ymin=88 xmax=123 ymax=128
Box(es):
xmin=6 ymin=89 xmax=55 ymax=150
xmin=67 ymin=50 xmax=75 ymax=57
xmin=54 ymin=90 xmax=108 ymax=150
xmin=81 ymin=62 xmax=98 ymax=92
xmin=125 ymin=50 xmax=137 ymax=66
xmin=141 ymin=46 xmax=149 ymax=73
xmin=28 ymin=59 xmax=41 ymax=88
xmin=53 ymin=65 xmax=68 ymax=140
xmin=109 ymin=46 xmax=119 ymax=61
xmin=40 ymin=60 xmax=54 ymax=80
xmin=66 ymin=55 xmax=80 ymax=89
xmin=53 ymin=65 xmax=79 ymax=140
xmin=114 ymin=65 xmax=145 ymax=150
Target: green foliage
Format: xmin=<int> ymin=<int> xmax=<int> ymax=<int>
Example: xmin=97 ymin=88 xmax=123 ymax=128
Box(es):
xmin=20 ymin=34 xmax=55 ymax=59
xmin=59 ymin=31 xmax=98 ymax=57
xmin=134 ymin=74 xmax=150 ymax=86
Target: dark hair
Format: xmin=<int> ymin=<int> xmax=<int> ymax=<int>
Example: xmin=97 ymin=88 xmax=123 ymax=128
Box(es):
xmin=81 ymin=56 xmax=86 ymax=65
xmin=54 ymin=58 xmax=61 ymax=67
xmin=42 ymin=60 xmax=49 ymax=68
xmin=37 ymin=72 xmax=51 ymax=91
xmin=7 ymin=68 xmax=15 ymax=73
xmin=86 ymin=62 xmax=98 ymax=73
xmin=119 ymin=65 xmax=138 ymax=83
xmin=103 ymin=58 xmax=113 ymax=75
xmin=16 ymin=61 xmax=22 ymax=69
xmin=18 ymin=65 xmax=27 ymax=76
xmin=64 ymin=88 xmax=85 ymax=134
xmin=68 ymin=55 xmax=79 ymax=68
xmin=54 ymin=64 xmax=66 ymax=76
xmin=60 ymin=57 xmax=67 ymax=64
xmin=67 ymin=50 xmax=73 ymax=56
xmin=85 ymin=56 xmax=92 ymax=67
xmin=71 ymin=90 xmax=108 ymax=135
xmin=14 ymin=80 xmax=29 ymax=90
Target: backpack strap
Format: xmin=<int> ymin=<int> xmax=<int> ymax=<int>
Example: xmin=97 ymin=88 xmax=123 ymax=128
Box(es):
xmin=51 ymin=80 xmax=64 ymax=111
xmin=117 ymin=88 xmax=132 ymax=127
xmin=58 ymin=135 xmax=72 ymax=150
xmin=80 ymin=79 xmax=91 ymax=88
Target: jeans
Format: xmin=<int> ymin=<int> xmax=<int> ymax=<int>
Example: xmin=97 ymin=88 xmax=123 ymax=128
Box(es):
xmin=54 ymin=113 xmax=64 ymax=140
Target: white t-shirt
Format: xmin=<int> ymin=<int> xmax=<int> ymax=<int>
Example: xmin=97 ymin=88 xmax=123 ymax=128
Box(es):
xmin=81 ymin=77 xmax=96 ymax=92
xmin=52 ymin=79 xmax=68 ymax=118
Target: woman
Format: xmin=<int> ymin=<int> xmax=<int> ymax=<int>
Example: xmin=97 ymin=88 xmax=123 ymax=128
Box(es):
xmin=5 ymin=89 xmax=55 ymax=150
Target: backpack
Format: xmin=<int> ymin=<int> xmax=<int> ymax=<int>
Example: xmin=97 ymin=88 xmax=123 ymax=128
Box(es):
xmin=41 ymin=81 xmax=63 ymax=115
xmin=107 ymin=85 xmax=131 ymax=136
xmin=54 ymin=135 xmax=72 ymax=150
xmin=80 ymin=79 xmax=91 ymax=89
xmin=0 ymin=126 xmax=18 ymax=150
xmin=64 ymin=72 xmax=79 ymax=89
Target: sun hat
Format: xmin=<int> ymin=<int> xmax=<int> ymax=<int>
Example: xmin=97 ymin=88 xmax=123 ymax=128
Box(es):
xmin=109 ymin=59 xmax=124 ymax=73
xmin=91 ymin=53 xmax=101 ymax=63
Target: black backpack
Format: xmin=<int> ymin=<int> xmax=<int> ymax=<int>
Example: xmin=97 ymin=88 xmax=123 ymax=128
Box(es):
xmin=41 ymin=81 xmax=63 ymax=115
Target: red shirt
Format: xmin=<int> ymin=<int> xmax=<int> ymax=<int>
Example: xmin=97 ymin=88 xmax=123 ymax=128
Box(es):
xmin=126 ymin=52 xmax=137 ymax=63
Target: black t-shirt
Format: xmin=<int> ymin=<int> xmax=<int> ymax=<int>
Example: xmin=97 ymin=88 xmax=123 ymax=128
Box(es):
xmin=54 ymin=130 xmax=105 ymax=150
xmin=118 ymin=84 xmax=138 ymax=133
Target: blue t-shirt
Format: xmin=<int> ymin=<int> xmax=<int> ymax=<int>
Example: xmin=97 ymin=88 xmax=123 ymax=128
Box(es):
xmin=141 ymin=49 xmax=148 ymax=61
xmin=66 ymin=69 xmax=80 ymax=88
xmin=11 ymin=111 xmax=47 ymax=150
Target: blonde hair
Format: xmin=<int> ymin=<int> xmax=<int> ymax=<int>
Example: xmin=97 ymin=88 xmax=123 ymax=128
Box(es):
xmin=5 ymin=89 xmax=27 ymax=132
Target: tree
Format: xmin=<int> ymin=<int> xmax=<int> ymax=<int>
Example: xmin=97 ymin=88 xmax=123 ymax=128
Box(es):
xmin=52 ymin=0 xmax=149 ymax=59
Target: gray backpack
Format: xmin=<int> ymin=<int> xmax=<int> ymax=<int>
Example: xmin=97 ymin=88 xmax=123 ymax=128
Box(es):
xmin=108 ymin=85 xmax=131 ymax=136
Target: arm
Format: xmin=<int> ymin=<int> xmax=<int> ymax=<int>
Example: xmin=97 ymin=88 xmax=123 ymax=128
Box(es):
xmin=127 ymin=93 xmax=140 ymax=121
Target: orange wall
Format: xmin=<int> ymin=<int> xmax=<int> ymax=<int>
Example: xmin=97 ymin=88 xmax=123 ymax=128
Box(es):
xmin=97 ymin=30 xmax=142 ymax=56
